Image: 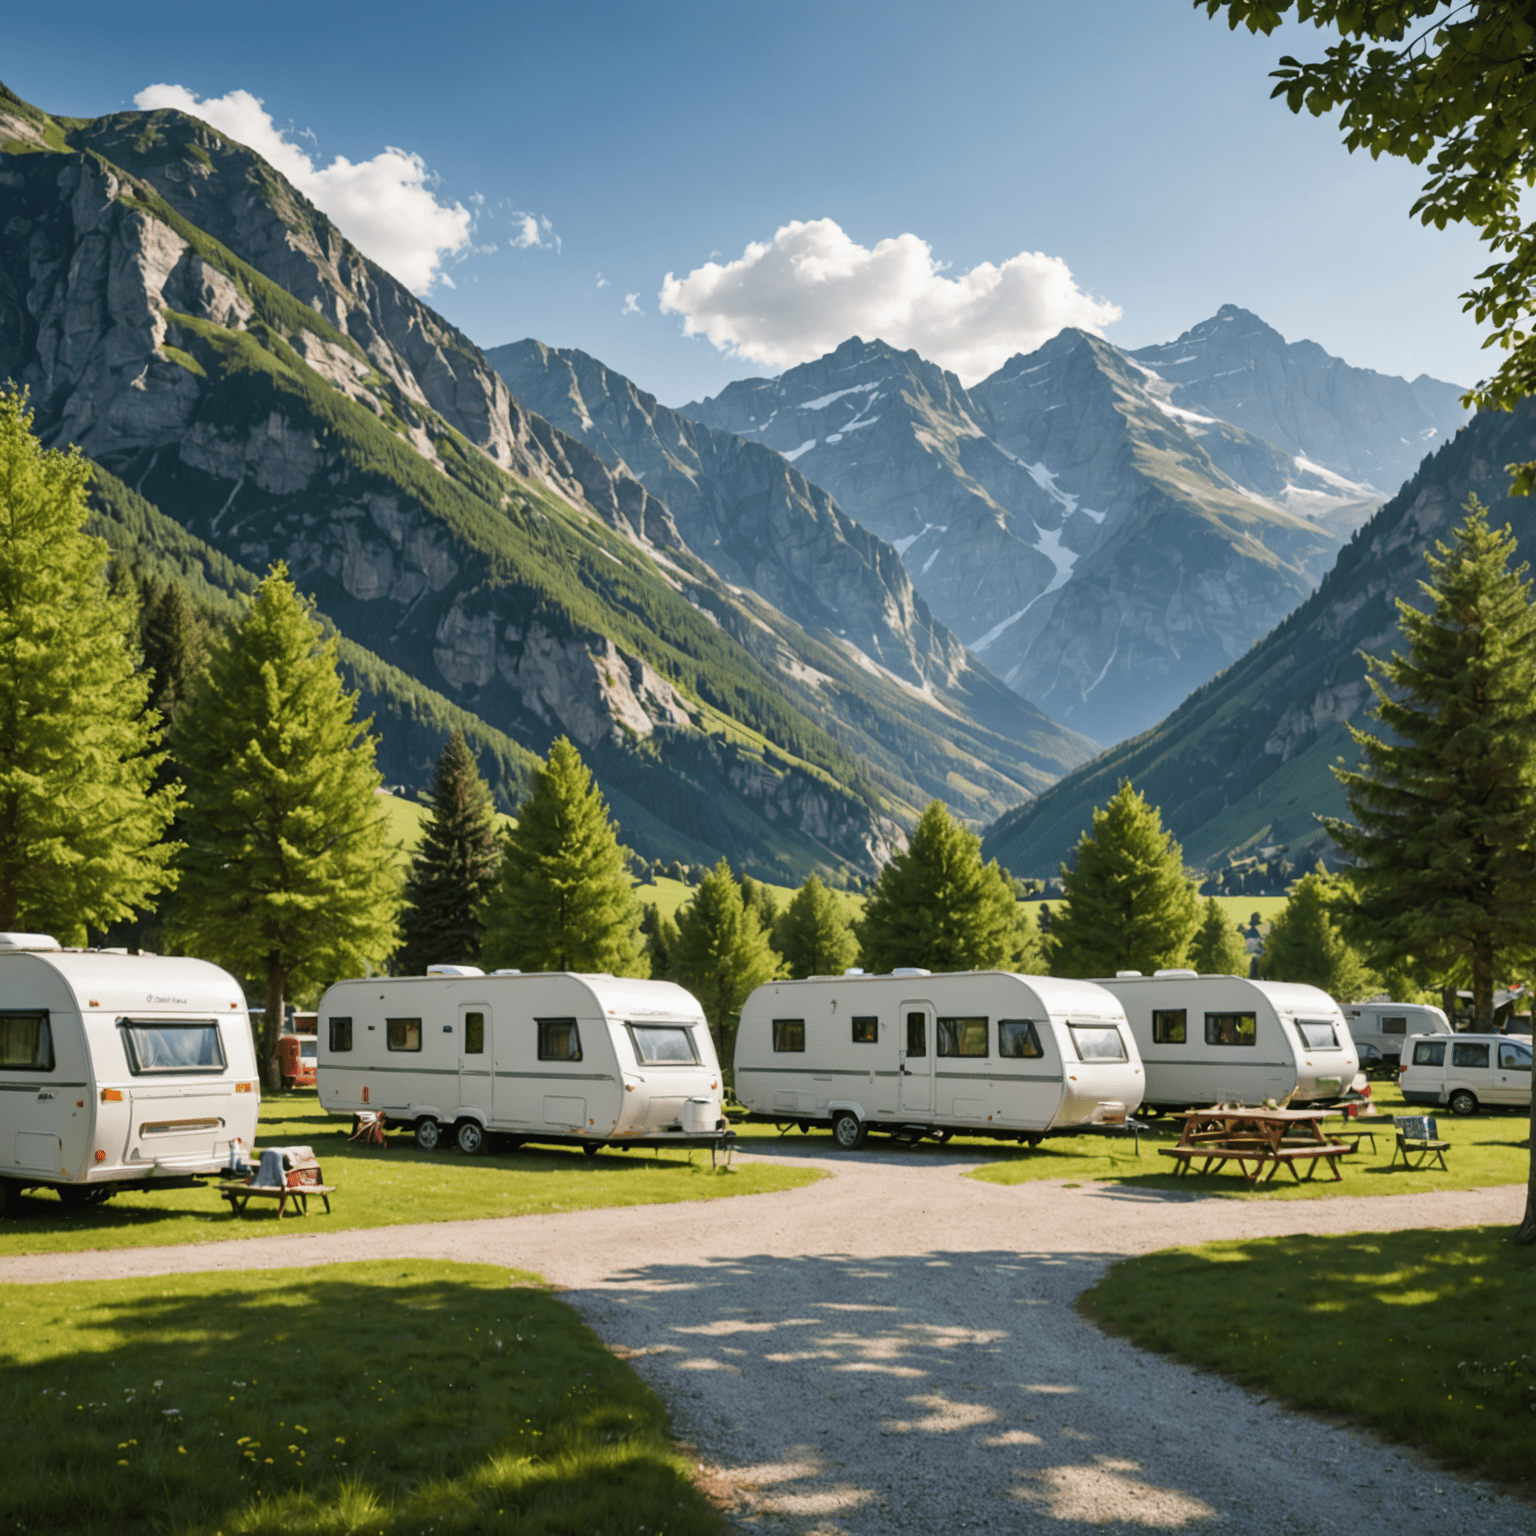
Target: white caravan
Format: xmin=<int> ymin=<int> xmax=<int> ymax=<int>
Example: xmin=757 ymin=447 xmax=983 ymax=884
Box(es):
xmin=733 ymin=969 xmax=1144 ymax=1148
xmin=1096 ymin=971 xmax=1358 ymax=1111
xmin=1345 ymin=1002 xmax=1451 ymax=1070
xmin=315 ymin=970 xmax=726 ymax=1153
xmin=0 ymin=936 xmax=259 ymax=1214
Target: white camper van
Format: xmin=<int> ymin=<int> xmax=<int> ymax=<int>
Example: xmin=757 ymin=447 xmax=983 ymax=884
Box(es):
xmin=1097 ymin=971 xmax=1358 ymax=1111
xmin=1399 ymin=1031 xmax=1532 ymax=1115
xmin=315 ymin=969 xmax=727 ymax=1153
xmin=0 ymin=936 xmax=260 ymax=1215
xmin=733 ymin=969 xmax=1144 ymax=1148
xmin=1346 ymin=1002 xmax=1451 ymax=1071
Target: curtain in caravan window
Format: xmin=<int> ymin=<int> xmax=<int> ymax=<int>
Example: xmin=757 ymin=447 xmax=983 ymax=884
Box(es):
xmin=0 ymin=1011 xmax=52 ymax=1070
xmin=772 ymin=1019 xmax=805 ymax=1052
xmin=386 ymin=1018 xmax=422 ymax=1053
xmin=936 ymin=1017 xmax=988 ymax=1056
xmin=1205 ymin=1012 xmax=1256 ymax=1047
xmin=1151 ymin=1009 xmax=1186 ymax=1044
xmin=122 ymin=1021 xmax=225 ymax=1074
xmin=998 ymin=1020 xmax=1043 ymax=1059
xmin=538 ymin=1018 xmax=583 ymax=1061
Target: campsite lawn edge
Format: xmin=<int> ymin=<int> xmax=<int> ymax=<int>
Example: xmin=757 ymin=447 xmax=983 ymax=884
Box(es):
xmin=1081 ymin=1225 xmax=1536 ymax=1488
xmin=0 ymin=1092 xmax=822 ymax=1257
xmin=0 ymin=1259 xmax=723 ymax=1536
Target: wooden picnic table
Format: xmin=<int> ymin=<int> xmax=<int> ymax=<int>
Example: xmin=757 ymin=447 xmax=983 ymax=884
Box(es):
xmin=1158 ymin=1106 xmax=1349 ymax=1184
xmin=216 ymin=1179 xmax=335 ymax=1219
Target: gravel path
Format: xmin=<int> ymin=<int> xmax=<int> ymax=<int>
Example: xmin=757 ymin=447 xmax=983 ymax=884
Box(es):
xmin=2 ymin=1140 xmax=1528 ymax=1534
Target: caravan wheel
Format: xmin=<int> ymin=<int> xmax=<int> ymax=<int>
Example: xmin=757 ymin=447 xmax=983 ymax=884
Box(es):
xmin=454 ymin=1120 xmax=486 ymax=1155
xmin=831 ymin=1111 xmax=866 ymax=1151
xmin=414 ymin=1118 xmax=442 ymax=1151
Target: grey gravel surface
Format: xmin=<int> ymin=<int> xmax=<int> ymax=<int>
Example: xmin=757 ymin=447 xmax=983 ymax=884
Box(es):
xmin=2 ymin=1137 xmax=1528 ymax=1534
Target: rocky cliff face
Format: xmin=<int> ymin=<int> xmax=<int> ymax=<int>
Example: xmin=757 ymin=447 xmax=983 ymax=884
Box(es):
xmin=0 ymin=85 xmax=918 ymax=878
xmin=685 ymin=328 xmax=1362 ymax=743
xmin=981 ymin=399 xmax=1531 ymax=878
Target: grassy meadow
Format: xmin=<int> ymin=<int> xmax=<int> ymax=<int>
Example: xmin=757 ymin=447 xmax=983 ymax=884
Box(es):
xmin=0 ymin=1094 xmax=821 ymax=1257
xmin=1086 ymin=1226 xmax=1536 ymax=1485
xmin=0 ymin=1260 xmax=718 ymax=1536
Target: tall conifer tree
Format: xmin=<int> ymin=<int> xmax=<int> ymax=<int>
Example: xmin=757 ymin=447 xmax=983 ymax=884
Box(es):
xmin=1049 ymin=783 xmax=1199 ymax=978
xmin=1189 ymin=896 xmax=1250 ymax=976
xmin=0 ymin=391 xmax=177 ymax=940
xmin=670 ymin=858 xmax=778 ymax=1067
xmin=480 ymin=737 xmax=647 ymax=976
xmin=173 ymin=563 xmax=400 ymax=1086
xmin=776 ymin=875 xmax=859 ymax=979
xmin=857 ymin=802 xmax=1037 ymax=974
xmin=1326 ymin=500 xmax=1536 ymax=1029
xmin=397 ymin=730 xmax=501 ymax=975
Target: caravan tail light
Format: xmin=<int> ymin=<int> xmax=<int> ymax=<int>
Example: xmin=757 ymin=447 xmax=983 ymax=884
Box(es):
xmin=100 ymin=1088 xmax=123 ymax=1102
xmin=235 ymin=1082 xmax=254 ymax=1093
xmin=94 ymin=1150 xmax=106 ymax=1162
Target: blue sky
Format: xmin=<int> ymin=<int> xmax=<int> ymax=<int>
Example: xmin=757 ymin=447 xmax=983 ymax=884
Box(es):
xmin=7 ymin=1 xmax=1488 ymax=406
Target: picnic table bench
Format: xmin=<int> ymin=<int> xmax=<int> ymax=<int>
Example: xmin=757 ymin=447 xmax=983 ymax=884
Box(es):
xmin=216 ymin=1179 xmax=335 ymax=1218
xmin=1158 ymin=1106 xmax=1349 ymax=1184
xmin=1319 ymin=1113 xmax=1389 ymax=1155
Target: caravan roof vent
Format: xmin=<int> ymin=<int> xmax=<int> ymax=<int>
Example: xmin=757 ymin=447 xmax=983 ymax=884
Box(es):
xmin=0 ymin=933 xmax=61 ymax=951
xmin=1153 ymin=968 xmax=1199 ymax=979
xmin=843 ymin=967 xmax=866 ymax=977
xmin=1115 ymin=970 xmax=1143 ymax=979
xmin=490 ymin=969 xmax=522 ymax=976
xmin=889 ymin=967 xmax=932 ymax=977
xmin=426 ymin=964 xmax=484 ymax=978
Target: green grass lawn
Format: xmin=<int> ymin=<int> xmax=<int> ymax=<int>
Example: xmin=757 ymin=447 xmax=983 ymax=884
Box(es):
xmin=0 ymin=1093 xmax=821 ymax=1257
xmin=0 ymin=1260 xmax=718 ymax=1536
xmin=1085 ymin=1226 xmax=1536 ymax=1484
xmin=963 ymin=1081 xmax=1530 ymax=1199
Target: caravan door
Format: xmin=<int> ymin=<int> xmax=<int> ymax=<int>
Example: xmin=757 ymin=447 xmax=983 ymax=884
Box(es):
xmin=458 ymin=1004 xmax=493 ymax=1123
xmin=899 ymin=1001 xmax=934 ymax=1114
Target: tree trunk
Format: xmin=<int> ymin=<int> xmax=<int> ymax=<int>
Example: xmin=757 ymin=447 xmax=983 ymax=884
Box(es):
xmin=261 ymin=964 xmax=286 ymax=1093
xmin=1471 ymin=941 xmax=1495 ymax=1032
xmin=1518 ymin=1068 xmax=1536 ymax=1244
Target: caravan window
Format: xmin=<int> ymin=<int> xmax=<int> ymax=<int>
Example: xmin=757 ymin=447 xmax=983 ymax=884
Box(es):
xmin=1069 ymin=1024 xmax=1128 ymax=1061
xmin=1151 ymin=1009 xmax=1186 ymax=1044
xmin=998 ymin=1020 xmax=1043 ymax=1059
xmin=1413 ymin=1040 xmax=1446 ymax=1067
xmin=1452 ymin=1042 xmax=1489 ymax=1069
xmin=538 ymin=1018 xmax=583 ymax=1062
xmin=1382 ymin=1016 xmax=1407 ymax=1035
xmin=1205 ymin=1012 xmax=1256 ymax=1047
xmin=773 ymin=1019 xmax=805 ymax=1053
xmin=629 ymin=1025 xmax=699 ymax=1064
xmin=328 ymin=1016 xmax=353 ymax=1052
xmin=1293 ymin=1019 xmax=1339 ymax=1049
xmin=905 ymin=1012 xmax=927 ymax=1058
xmin=937 ymin=1016 xmax=988 ymax=1057
xmin=851 ymin=1016 xmax=878 ymax=1044
xmin=386 ymin=1018 xmax=422 ymax=1053
xmin=463 ymin=1012 xmax=485 ymax=1054
xmin=120 ymin=1020 xmax=225 ymax=1075
xmin=0 ymin=1010 xmax=53 ymax=1071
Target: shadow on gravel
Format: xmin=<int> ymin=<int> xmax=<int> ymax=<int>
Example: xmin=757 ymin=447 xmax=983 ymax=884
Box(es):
xmin=576 ymin=1248 xmax=1273 ymax=1534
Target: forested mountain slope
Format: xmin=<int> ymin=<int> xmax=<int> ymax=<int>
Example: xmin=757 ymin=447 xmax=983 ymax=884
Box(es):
xmin=981 ymin=401 xmax=1536 ymax=877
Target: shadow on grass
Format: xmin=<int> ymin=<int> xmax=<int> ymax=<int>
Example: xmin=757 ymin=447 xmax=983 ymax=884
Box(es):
xmin=1087 ymin=1226 xmax=1536 ymax=1485
xmin=0 ymin=1261 xmax=717 ymax=1536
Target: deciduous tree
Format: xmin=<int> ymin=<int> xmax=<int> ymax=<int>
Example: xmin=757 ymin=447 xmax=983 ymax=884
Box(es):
xmin=397 ymin=729 xmax=501 ymax=976
xmin=669 ymin=859 xmax=778 ymax=1068
xmin=1049 ymin=783 xmax=1199 ymax=978
xmin=1258 ymin=867 xmax=1376 ymax=1000
xmin=172 ymin=563 xmax=400 ymax=1087
xmin=0 ymin=391 xmax=177 ymax=940
xmin=1190 ymin=896 xmax=1251 ymax=976
xmin=857 ymin=802 xmax=1035 ymax=975
xmin=480 ymin=737 xmax=647 ymax=977
xmin=775 ymin=874 xmax=859 ymax=979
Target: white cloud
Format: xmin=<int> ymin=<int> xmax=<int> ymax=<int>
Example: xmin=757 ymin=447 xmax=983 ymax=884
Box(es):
xmin=595 ymin=273 xmax=611 ymax=289
xmin=623 ymin=293 xmax=643 ymax=317
xmin=509 ymin=212 xmax=557 ymax=251
xmin=658 ymin=218 xmax=1122 ymax=384
xmin=134 ymin=83 xmax=475 ymax=294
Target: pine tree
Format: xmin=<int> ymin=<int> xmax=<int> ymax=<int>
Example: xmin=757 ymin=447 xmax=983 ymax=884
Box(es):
xmin=396 ymin=730 xmax=501 ymax=975
xmin=0 ymin=391 xmax=177 ymax=940
xmin=857 ymin=802 xmax=1032 ymax=974
xmin=480 ymin=737 xmax=647 ymax=976
xmin=670 ymin=858 xmax=779 ymax=1068
xmin=172 ymin=563 xmax=400 ymax=1087
xmin=740 ymin=875 xmax=781 ymax=937
xmin=1049 ymin=782 xmax=1199 ymax=978
xmin=775 ymin=874 xmax=859 ymax=979
xmin=1190 ymin=896 xmax=1250 ymax=976
xmin=639 ymin=903 xmax=680 ymax=979
xmin=1326 ymin=499 xmax=1536 ymax=1031
xmin=139 ymin=577 xmax=205 ymax=729
xmin=1258 ymin=867 xmax=1377 ymax=1001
